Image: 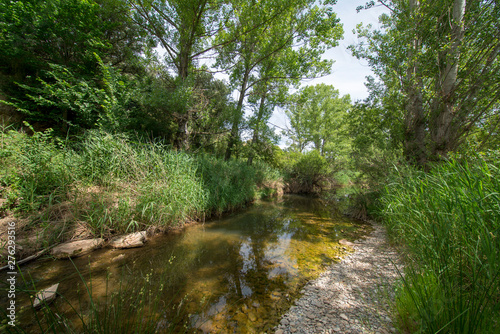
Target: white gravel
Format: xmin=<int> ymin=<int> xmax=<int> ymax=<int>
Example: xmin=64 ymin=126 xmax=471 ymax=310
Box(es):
xmin=275 ymin=222 xmax=404 ymax=334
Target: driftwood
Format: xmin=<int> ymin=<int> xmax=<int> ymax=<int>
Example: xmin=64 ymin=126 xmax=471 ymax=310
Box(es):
xmin=0 ymin=246 xmax=54 ymax=271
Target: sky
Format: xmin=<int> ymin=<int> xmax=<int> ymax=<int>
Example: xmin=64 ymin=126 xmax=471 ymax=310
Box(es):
xmin=269 ymin=0 xmax=389 ymax=138
xmin=307 ymin=0 xmax=388 ymax=101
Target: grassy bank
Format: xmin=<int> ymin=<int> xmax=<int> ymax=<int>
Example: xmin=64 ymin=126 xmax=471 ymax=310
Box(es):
xmin=376 ymin=151 xmax=500 ymax=333
xmin=0 ymin=126 xmax=281 ymax=261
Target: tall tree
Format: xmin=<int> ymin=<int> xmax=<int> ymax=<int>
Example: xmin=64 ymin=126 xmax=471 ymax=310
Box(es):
xmin=285 ymin=84 xmax=351 ymax=162
xmin=352 ymin=0 xmax=500 ymax=165
xmin=128 ymin=0 xmax=230 ymax=79
xmin=245 ymin=60 xmax=286 ymax=166
xmin=218 ymin=0 xmax=343 ymax=160
xmin=128 ymin=0 xmax=234 ymax=148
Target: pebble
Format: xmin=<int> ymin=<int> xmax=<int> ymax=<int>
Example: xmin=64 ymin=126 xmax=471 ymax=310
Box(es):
xmin=274 ymin=223 xmax=404 ymax=334
xmin=248 ymin=312 xmax=257 ymax=322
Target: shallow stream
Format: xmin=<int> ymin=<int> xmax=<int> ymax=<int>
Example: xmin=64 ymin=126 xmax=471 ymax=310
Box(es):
xmin=2 ymin=195 xmax=369 ymax=333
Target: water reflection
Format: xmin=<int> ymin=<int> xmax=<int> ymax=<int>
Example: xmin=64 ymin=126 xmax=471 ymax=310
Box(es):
xmin=1 ymin=195 xmax=368 ymax=333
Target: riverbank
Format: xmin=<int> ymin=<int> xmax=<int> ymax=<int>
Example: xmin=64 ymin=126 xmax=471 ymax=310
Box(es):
xmin=0 ymin=129 xmax=282 ymax=266
xmin=275 ymin=222 xmax=403 ymax=334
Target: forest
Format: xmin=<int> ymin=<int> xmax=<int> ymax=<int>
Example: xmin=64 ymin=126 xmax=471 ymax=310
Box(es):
xmin=0 ymin=0 xmax=499 ymax=333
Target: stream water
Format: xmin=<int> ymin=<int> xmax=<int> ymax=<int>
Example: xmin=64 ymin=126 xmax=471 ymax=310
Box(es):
xmin=2 ymin=194 xmax=369 ymax=333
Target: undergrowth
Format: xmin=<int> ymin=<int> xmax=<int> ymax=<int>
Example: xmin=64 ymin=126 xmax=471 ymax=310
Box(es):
xmin=377 ymin=151 xmax=500 ymax=333
xmin=0 ymin=126 xmax=281 ymax=239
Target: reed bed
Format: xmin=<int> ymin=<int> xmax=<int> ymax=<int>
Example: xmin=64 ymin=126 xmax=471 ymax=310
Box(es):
xmin=378 ymin=152 xmax=500 ymax=333
xmin=0 ymin=127 xmax=281 ymax=237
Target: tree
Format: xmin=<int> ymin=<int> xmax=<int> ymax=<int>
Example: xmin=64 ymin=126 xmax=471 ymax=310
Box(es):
xmin=244 ymin=72 xmax=283 ymax=166
xmin=128 ymin=0 xmax=231 ymax=79
xmin=128 ymin=0 xmax=236 ymax=149
xmin=218 ymin=0 xmax=343 ymax=160
xmin=130 ymin=63 xmax=234 ymax=147
xmin=0 ymin=0 xmax=145 ymax=131
xmin=285 ymin=84 xmax=351 ymax=166
xmin=352 ymin=0 xmax=500 ymax=165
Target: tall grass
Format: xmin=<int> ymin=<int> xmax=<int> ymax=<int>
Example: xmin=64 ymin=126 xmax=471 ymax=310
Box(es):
xmin=0 ymin=127 xmax=281 ymax=238
xmin=1 ymin=262 xmax=180 ymax=334
xmin=378 ymin=151 xmax=500 ymax=333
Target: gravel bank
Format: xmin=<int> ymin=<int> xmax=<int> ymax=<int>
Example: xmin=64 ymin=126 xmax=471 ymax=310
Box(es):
xmin=275 ymin=222 xmax=403 ymax=334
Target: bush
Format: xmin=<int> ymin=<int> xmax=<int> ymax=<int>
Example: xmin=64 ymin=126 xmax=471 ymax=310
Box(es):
xmin=0 ymin=125 xmax=73 ymax=211
xmin=282 ymin=150 xmax=332 ymax=194
xmin=197 ymin=154 xmax=259 ymax=215
xmin=379 ymin=152 xmax=500 ymax=333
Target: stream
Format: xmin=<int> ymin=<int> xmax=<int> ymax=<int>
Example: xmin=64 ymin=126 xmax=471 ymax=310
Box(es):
xmin=2 ymin=194 xmax=369 ymax=333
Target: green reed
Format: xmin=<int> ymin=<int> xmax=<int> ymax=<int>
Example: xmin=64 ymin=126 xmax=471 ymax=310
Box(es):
xmin=1 ymin=260 xmax=184 ymax=334
xmin=0 ymin=127 xmax=280 ymax=237
xmin=378 ymin=151 xmax=500 ymax=333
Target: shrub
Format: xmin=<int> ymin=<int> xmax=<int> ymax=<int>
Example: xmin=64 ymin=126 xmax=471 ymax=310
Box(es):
xmin=0 ymin=124 xmax=73 ymax=211
xmin=282 ymin=150 xmax=331 ymax=194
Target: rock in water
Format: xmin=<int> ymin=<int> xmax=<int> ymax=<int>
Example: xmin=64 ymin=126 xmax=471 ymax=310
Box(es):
xmin=339 ymin=239 xmax=355 ymax=247
xmin=51 ymin=239 xmax=104 ymax=258
xmin=33 ymin=283 xmax=59 ymax=309
xmin=109 ymin=231 xmax=147 ymax=249
xmin=248 ymin=311 xmax=257 ymax=322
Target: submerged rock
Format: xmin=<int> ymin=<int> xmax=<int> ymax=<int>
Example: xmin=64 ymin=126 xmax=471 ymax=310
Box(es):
xmin=33 ymin=283 xmax=59 ymax=309
xmin=108 ymin=231 xmax=147 ymax=249
xmin=247 ymin=311 xmax=257 ymax=322
xmin=111 ymin=254 xmax=126 ymax=262
xmin=51 ymin=238 xmax=104 ymax=258
xmin=339 ymin=239 xmax=355 ymax=247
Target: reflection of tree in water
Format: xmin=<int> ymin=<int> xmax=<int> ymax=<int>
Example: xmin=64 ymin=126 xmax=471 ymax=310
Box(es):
xmin=223 ymin=206 xmax=291 ymax=332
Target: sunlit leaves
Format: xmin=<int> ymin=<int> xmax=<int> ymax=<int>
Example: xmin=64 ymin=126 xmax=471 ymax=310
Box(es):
xmin=285 ymin=84 xmax=351 ymax=166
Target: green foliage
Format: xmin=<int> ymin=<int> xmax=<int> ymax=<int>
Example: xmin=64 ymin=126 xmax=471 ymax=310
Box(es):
xmin=12 ymin=57 xmax=135 ymax=132
xmin=0 ymin=123 xmax=73 ymax=211
xmin=378 ymin=153 xmax=500 ymax=333
xmin=219 ymin=0 xmax=344 ymax=160
xmin=130 ymin=0 xmax=231 ymax=79
xmin=352 ymin=0 xmax=500 ymax=164
xmin=280 ymin=150 xmax=332 ymax=194
xmin=0 ymin=0 xmax=145 ymax=126
xmin=0 ymin=128 xmax=280 ymax=236
xmin=286 ymin=84 xmax=351 ymax=162
xmin=197 ymin=155 xmax=255 ymax=214
xmin=130 ymin=69 xmax=235 ymax=149
xmin=348 ymin=101 xmax=403 ymax=187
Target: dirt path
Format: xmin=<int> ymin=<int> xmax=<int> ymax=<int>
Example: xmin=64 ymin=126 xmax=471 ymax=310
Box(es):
xmin=275 ymin=223 xmax=404 ymax=334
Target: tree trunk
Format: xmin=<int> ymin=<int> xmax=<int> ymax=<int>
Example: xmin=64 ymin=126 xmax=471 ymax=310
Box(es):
xmin=404 ymin=0 xmax=427 ymax=166
xmin=404 ymin=84 xmax=426 ymax=165
xmin=225 ymin=68 xmax=250 ymax=161
xmin=247 ymin=91 xmax=267 ymax=165
xmin=175 ymin=0 xmax=207 ymax=149
xmin=430 ymin=0 xmax=466 ymax=158
xmin=176 ymin=114 xmax=190 ymax=150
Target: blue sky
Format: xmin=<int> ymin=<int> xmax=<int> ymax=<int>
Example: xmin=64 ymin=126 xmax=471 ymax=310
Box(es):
xmin=308 ymin=0 xmax=388 ymax=101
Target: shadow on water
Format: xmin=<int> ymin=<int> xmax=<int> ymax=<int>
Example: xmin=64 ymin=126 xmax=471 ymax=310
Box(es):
xmin=1 ymin=195 xmax=371 ymax=333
